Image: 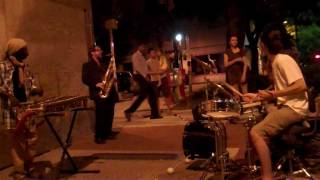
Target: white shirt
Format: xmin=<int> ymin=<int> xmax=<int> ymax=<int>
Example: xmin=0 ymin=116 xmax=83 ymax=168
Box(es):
xmin=159 ymin=55 xmax=169 ymax=78
xmin=146 ymin=57 xmax=161 ymax=82
xmin=132 ymin=50 xmax=148 ymax=78
xmin=272 ymin=54 xmax=308 ymax=115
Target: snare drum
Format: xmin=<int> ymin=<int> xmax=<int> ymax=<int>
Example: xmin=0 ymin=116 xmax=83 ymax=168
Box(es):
xmin=237 ymin=102 xmax=266 ymax=124
xmin=207 ymin=111 xmax=240 ymax=121
xmin=238 ymin=108 xmax=264 ymax=125
xmin=200 ymin=99 xmax=240 ymax=113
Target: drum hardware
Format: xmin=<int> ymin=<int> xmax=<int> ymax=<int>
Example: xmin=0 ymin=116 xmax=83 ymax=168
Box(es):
xmin=199 ymin=120 xmax=231 ymax=180
xmin=187 ymin=97 xmax=267 ymax=178
xmin=191 ymin=96 xmax=242 ymax=179
xmin=213 ymin=88 xmax=219 ymax=105
xmin=244 ymin=113 xmax=258 ymax=174
xmin=200 ymin=151 xmax=231 ymax=180
xmin=200 ymin=99 xmax=241 ymax=116
xmin=239 ymin=102 xmax=267 ymax=177
xmin=193 ymin=58 xmax=211 ymax=101
xmin=206 ymin=80 xmax=238 ymax=103
xmin=206 ymin=112 xmax=240 ymax=125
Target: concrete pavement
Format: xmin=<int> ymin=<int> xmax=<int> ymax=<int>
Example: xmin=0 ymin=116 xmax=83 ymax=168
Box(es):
xmin=0 ymin=98 xmax=318 ymax=179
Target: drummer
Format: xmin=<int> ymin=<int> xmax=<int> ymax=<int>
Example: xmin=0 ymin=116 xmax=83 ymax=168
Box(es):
xmin=243 ymin=23 xmax=308 ymax=180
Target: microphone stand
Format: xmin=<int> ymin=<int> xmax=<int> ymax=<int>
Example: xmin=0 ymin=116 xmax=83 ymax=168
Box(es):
xmin=193 ymin=57 xmax=211 ymax=101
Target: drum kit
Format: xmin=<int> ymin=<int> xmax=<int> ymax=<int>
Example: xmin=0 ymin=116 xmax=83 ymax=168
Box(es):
xmin=183 ymin=83 xmax=266 ymax=179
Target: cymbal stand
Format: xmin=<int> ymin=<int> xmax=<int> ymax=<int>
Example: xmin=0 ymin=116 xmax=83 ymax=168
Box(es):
xmin=203 ymin=66 xmax=210 ymax=102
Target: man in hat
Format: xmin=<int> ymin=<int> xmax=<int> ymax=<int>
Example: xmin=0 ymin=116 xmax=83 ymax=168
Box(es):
xmin=0 ymin=38 xmax=37 ymax=178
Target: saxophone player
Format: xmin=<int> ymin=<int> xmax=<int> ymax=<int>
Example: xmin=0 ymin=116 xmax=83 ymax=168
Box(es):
xmin=82 ymin=45 xmax=119 ymax=144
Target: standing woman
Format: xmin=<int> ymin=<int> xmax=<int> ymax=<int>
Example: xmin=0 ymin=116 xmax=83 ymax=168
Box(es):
xmin=224 ymin=34 xmax=249 ymax=97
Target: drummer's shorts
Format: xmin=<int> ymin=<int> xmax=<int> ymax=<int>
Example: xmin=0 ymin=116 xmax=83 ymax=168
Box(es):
xmin=251 ymin=106 xmax=304 ymax=140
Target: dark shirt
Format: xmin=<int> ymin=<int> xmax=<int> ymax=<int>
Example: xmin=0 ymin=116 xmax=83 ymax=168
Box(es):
xmin=82 ymin=59 xmax=118 ymax=103
xmin=12 ymin=67 xmax=27 ymax=102
xmin=225 ymin=48 xmax=245 ymax=70
xmin=225 ymin=49 xmax=244 ymax=61
xmin=224 ymin=49 xmax=248 ymax=84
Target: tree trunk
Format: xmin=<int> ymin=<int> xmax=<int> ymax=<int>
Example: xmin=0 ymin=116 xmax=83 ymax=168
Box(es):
xmin=226 ymin=0 xmax=246 ymax=48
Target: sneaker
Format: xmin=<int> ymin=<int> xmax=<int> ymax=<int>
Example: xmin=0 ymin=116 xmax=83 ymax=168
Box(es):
xmin=150 ymin=115 xmax=163 ymax=119
xmin=124 ymin=111 xmax=132 ymax=122
xmin=107 ymin=131 xmax=119 ymax=139
xmin=94 ymin=138 xmax=106 ymax=144
xmin=110 ymin=131 xmax=120 ymax=136
xmin=107 ymin=134 xmax=117 ymax=140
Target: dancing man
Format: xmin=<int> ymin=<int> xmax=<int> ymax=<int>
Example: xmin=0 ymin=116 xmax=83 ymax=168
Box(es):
xmin=124 ymin=44 xmax=162 ymax=120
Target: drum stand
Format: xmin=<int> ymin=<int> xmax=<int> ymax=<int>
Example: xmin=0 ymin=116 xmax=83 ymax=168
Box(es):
xmin=200 ymin=121 xmax=231 ymax=180
xmin=243 ymin=108 xmax=260 ymax=177
xmin=200 ymin=152 xmax=230 ymax=180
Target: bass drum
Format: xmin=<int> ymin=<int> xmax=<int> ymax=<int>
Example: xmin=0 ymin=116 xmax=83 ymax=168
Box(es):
xmin=183 ymin=121 xmax=227 ymax=159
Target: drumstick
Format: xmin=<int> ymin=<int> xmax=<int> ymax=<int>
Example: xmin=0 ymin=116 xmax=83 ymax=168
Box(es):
xmin=241 ymin=101 xmax=262 ymax=109
xmin=223 ymin=83 xmax=244 ymax=97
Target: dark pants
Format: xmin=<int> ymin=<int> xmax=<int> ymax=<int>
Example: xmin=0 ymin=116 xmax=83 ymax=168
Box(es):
xmin=94 ymin=100 xmax=115 ymax=140
xmin=126 ymin=74 xmax=159 ymax=117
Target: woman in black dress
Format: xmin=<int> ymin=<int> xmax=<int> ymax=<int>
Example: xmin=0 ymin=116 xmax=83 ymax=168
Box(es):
xmin=224 ymin=35 xmax=249 ymax=98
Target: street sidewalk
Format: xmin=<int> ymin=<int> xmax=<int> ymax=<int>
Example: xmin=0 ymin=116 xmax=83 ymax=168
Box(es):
xmin=0 ymin=98 xmax=249 ymax=179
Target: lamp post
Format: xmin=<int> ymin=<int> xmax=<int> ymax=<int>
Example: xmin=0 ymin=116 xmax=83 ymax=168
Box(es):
xmin=173 ymin=33 xmax=187 ymax=103
xmin=174 ymin=33 xmax=183 ymax=68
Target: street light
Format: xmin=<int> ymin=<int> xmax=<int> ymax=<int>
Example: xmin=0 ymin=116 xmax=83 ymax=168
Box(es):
xmin=175 ymin=33 xmax=183 ymax=42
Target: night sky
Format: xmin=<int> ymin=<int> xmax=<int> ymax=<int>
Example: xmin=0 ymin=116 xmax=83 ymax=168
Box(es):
xmin=90 ymin=0 xmax=320 ymax=61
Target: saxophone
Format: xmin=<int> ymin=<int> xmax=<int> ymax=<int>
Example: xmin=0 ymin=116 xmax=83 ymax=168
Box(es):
xmin=99 ymin=56 xmax=116 ymax=98
xmin=24 ymin=64 xmax=43 ymax=97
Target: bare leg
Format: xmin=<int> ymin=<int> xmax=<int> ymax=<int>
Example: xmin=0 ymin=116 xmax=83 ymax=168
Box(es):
xmin=164 ymin=97 xmax=172 ymax=114
xmin=250 ymin=130 xmax=273 ymax=180
xmin=231 ymin=83 xmax=240 ymax=100
xmin=241 ymin=82 xmax=248 ymax=94
xmin=11 ymin=128 xmax=36 ymax=169
xmin=265 ymin=104 xmax=278 ymax=114
xmin=8 ymin=131 xmax=25 ymax=172
xmin=25 ymin=129 xmax=37 ymax=163
xmin=11 ymin=148 xmax=24 ymax=170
